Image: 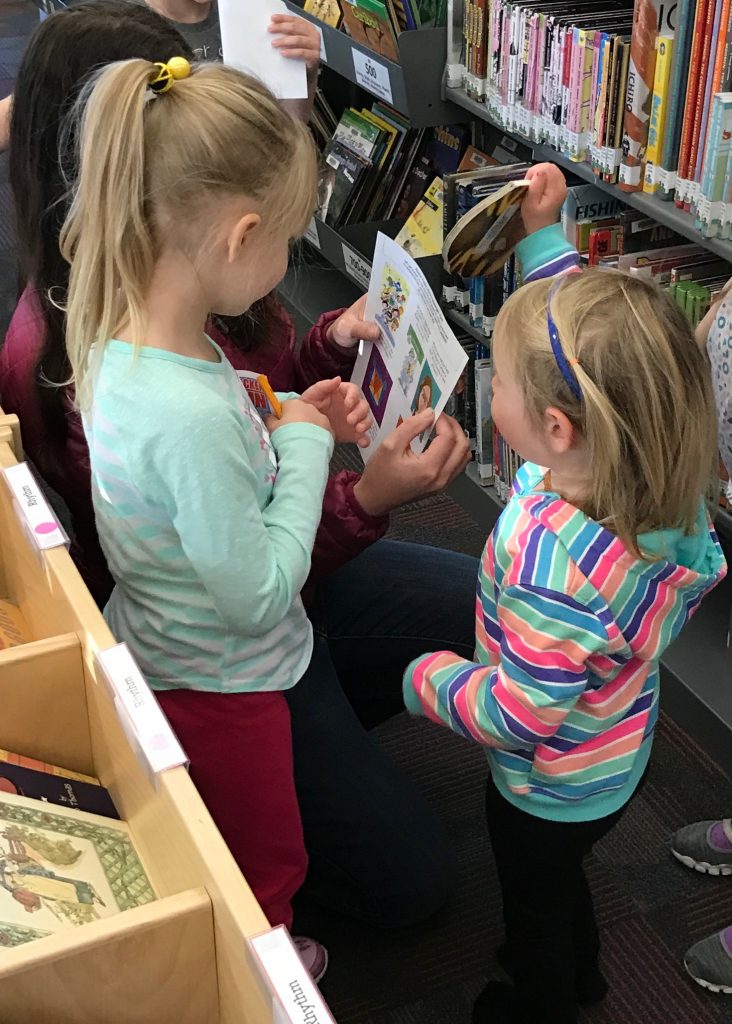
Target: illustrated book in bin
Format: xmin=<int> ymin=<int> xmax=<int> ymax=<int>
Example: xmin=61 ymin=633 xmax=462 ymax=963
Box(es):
xmin=0 ymin=792 xmax=156 ymax=948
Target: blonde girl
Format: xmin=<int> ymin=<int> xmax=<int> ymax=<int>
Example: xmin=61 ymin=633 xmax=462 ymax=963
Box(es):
xmin=403 ymin=258 xmax=727 ymax=1024
xmin=61 ymin=56 xmax=371 ymax=973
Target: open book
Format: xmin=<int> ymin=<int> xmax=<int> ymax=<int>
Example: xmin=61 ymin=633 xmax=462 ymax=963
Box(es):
xmin=443 ymin=178 xmax=529 ymax=278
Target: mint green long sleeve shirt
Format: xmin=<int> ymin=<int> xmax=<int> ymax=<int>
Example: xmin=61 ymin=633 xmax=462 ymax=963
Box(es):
xmin=83 ymin=338 xmax=333 ymax=692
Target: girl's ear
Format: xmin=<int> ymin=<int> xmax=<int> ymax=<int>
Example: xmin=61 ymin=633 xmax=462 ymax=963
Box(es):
xmin=543 ymin=405 xmax=576 ymax=455
xmin=228 ymin=212 xmax=261 ymax=264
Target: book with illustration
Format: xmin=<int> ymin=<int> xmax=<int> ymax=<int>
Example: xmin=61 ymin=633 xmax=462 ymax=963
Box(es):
xmin=394 ymin=176 xmax=444 ymax=256
xmin=351 ymin=233 xmax=468 ymax=460
xmin=340 ymin=0 xmax=400 ymax=61
xmin=0 ymin=792 xmax=155 ymax=948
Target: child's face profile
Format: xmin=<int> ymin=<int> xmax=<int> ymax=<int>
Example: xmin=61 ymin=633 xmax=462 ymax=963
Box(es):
xmin=491 ymin=327 xmax=548 ymax=467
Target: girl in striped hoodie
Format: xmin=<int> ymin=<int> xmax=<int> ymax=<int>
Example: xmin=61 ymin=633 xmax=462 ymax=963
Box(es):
xmin=403 ymin=166 xmax=727 ymax=1024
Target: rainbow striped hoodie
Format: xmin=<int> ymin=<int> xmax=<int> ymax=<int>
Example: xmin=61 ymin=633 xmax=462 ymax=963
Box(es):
xmin=403 ymin=227 xmax=727 ymax=822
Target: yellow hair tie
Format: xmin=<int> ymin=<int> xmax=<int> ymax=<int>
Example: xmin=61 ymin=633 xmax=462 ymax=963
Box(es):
xmin=149 ymin=56 xmax=192 ymax=94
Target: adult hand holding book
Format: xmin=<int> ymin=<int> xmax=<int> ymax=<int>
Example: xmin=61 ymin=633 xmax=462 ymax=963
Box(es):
xmin=353 ymin=410 xmax=470 ymax=516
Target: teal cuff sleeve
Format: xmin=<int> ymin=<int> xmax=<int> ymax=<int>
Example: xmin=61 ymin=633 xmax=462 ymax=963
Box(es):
xmin=515 ymin=223 xmax=578 ymax=280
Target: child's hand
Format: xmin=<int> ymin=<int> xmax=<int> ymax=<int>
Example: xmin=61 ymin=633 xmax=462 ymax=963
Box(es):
xmin=265 ymin=398 xmax=333 ymax=437
xmin=326 ymin=295 xmax=381 ymax=350
xmin=268 ymin=14 xmax=321 ymax=71
xmin=301 ymin=377 xmax=372 ymax=448
xmin=521 ymin=163 xmax=568 ymax=235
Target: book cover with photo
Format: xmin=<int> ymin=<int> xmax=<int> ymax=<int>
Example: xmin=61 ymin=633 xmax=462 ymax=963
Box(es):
xmin=0 ymin=792 xmax=155 ymax=946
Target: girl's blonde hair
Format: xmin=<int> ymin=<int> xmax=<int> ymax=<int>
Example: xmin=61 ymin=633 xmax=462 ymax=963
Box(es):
xmin=496 ymin=269 xmax=717 ymax=552
xmin=60 ymin=59 xmax=317 ymax=410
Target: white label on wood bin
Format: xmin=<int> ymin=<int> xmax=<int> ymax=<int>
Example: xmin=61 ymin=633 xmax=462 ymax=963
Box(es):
xmin=96 ymin=643 xmax=188 ymax=778
xmin=341 ymin=243 xmax=371 ymax=289
xmin=249 ymin=926 xmax=337 ymax=1023
xmin=2 ymin=462 xmax=67 ymax=550
xmin=352 ymin=49 xmax=392 ymax=103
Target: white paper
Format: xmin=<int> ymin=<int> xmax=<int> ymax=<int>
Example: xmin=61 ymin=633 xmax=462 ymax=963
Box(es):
xmin=249 ymin=926 xmax=337 ymax=1023
xmin=219 ymin=0 xmax=307 ymax=100
xmin=2 ymin=461 xmax=67 ymax=550
xmin=352 ymin=50 xmax=392 ymax=103
xmin=96 ymin=644 xmax=188 ymax=779
xmin=352 ymin=233 xmax=468 ymax=463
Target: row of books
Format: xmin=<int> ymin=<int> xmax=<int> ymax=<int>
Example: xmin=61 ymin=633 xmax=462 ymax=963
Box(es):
xmin=455 ymin=0 xmax=732 ymax=233
xmin=302 ymin=0 xmax=447 ymax=62
xmin=0 ymin=600 xmax=156 ymax=949
xmin=311 ymin=98 xmax=477 ymax=236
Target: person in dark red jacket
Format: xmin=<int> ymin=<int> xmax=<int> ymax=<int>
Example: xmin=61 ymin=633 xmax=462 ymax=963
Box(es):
xmin=1 ymin=1 xmax=477 ymax=932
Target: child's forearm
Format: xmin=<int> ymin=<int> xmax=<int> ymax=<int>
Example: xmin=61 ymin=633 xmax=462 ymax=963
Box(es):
xmin=515 ymin=223 xmax=581 ymax=282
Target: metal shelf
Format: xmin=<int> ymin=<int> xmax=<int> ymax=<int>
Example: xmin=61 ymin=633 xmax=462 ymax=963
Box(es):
xmin=285 ymin=3 xmax=465 ymax=127
xmin=305 ymin=216 xmax=442 ymax=293
xmin=445 ymin=86 xmax=732 ymax=264
xmin=445 ymin=307 xmax=488 ymax=345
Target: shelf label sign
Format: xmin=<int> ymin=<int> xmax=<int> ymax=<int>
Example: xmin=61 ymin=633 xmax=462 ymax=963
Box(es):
xmin=249 ymin=926 xmax=336 ymax=1023
xmin=352 ymin=49 xmax=392 ymax=103
xmin=341 ymin=243 xmax=371 ymax=289
xmin=2 ymin=462 xmax=68 ymax=551
xmin=304 ymin=218 xmax=320 ymax=249
xmin=96 ymin=643 xmax=188 ymax=780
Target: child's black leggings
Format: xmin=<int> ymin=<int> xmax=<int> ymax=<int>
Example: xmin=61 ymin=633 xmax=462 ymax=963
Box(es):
xmin=485 ymin=774 xmax=640 ymax=1024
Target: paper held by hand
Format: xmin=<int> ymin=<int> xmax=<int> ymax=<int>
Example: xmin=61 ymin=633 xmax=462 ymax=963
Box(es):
xmin=219 ymin=0 xmax=308 ymax=100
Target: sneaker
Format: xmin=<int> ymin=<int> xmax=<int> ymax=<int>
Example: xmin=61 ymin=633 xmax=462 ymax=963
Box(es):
xmin=292 ymin=935 xmax=329 ymax=984
xmin=685 ymin=926 xmax=732 ymax=994
xmin=671 ymin=820 xmax=732 ymax=875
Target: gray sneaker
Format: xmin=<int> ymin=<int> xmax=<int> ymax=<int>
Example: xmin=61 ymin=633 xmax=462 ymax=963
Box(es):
xmin=671 ymin=820 xmax=732 ymax=876
xmin=685 ymin=927 xmax=732 ymax=994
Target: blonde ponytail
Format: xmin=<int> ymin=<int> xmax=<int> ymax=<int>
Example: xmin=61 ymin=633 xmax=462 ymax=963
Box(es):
xmin=61 ymin=60 xmax=154 ymax=412
xmin=61 ymin=59 xmax=317 ymax=412
xmin=496 ymin=270 xmax=717 ymax=553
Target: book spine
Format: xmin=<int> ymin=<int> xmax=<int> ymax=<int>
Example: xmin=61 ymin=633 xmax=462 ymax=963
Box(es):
xmin=474 ymin=357 xmax=494 ymax=482
xmin=713 ymin=0 xmax=732 ymax=89
xmin=567 ymin=27 xmax=583 ymax=141
xmin=619 ymin=0 xmax=662 ymax=191
xmin=658 ymin=0 xmax=695 ymax=197
xmin=711 ymin=98 xmax=732 ymax=234
xmin=697 ymin=92 xmax=722 ymax=230
xmin=579 ymin=30 xmax=596 ymax=154
xmin=685 ymin=0 xmax=720 ymax=208
xmin=722 ymin=0 xmax=732 ymax=87
xmin=644 ymin=35 xmax=674 ymax=191
xmin=675 ymin=0 xmax=711 ymax=205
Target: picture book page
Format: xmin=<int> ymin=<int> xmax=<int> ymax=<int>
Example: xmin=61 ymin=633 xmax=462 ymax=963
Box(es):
xmin=352 ymin=233 xmax=468 ymax=463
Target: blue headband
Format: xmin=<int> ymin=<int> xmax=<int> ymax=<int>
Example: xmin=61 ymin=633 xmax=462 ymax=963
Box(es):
xmin=547 ymin=280 xmax=582 ymax=402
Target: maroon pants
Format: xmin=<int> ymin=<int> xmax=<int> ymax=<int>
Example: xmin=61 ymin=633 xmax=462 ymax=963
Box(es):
xmin=156 ymin=688 xmax=307 ymax=929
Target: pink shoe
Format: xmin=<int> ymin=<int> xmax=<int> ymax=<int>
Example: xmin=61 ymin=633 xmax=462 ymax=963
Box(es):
xmin=292 ymin=935 xmax=329 ymax=983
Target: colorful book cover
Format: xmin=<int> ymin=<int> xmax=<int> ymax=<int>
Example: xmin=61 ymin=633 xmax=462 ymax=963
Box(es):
xmin=0 ymin=599 xmax=29 ymax=650
xmin=237 ymin=372 xmax=282 ymax=419
xmin=619 ymin=0 xmax=663 ymax=190
xmin=395 ymin=176 xmax=444 ymax=257
xmin=333 ymin=108 xmax=384 ymax=161
xmin=0 ymin=792 xmax=155 ymax=946
xmin=643 ymin=35 xmax=675 ymax=192
xmin=340 ymin=0 xmax=400 ymax=62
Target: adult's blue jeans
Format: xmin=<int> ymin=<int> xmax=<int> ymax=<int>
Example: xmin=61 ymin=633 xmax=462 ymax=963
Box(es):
xmin=286 ymin=538 xmax=479 ymax=928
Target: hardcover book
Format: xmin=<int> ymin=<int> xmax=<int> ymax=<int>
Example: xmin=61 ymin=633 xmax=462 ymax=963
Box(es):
xmin=0 ymin=793 xmax=155 ymax=946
